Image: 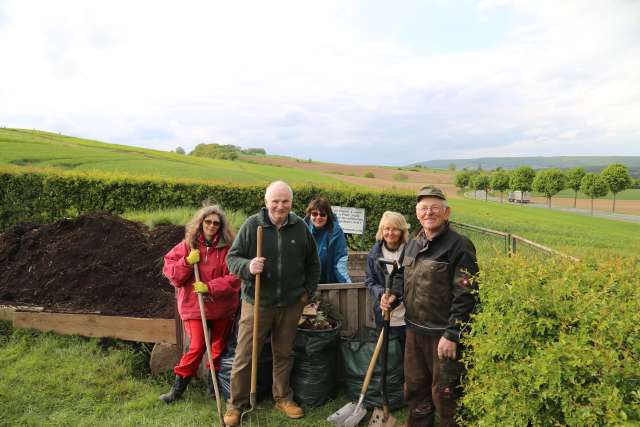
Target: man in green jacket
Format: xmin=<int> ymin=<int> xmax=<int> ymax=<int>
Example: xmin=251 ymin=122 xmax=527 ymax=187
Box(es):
xmin=223 ymin=181 xmax=320 ymax=426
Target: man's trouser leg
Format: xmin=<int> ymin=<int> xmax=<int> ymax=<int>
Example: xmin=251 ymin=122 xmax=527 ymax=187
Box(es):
xmin=432 ymin=343 xmax=464 ymax=427
xmin=227 ymin=301 xmax=275 ymax=410
xmin=270 ymin=296 xmax=305 ymax=403
xmin=405 ymin=329 xmax=436 ymax=427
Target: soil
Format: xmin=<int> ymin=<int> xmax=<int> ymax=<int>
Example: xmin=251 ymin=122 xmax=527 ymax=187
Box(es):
xmin=0 ymin=213 xmax=186 ymax=319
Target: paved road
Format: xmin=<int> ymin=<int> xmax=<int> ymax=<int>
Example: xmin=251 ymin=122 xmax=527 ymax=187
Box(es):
xmin=465 ymin=192 xmax=640 ymax=224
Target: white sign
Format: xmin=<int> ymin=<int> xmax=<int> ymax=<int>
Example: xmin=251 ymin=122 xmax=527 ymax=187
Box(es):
xmin=332 ymin=206 xmax=366 ymax=235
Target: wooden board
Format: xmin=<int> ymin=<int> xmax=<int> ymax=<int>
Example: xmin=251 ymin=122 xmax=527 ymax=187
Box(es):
xmin=12 ymin=311 xmax=176 ymax=344
xmin=0 ymin=306 xmax=15 ymax=321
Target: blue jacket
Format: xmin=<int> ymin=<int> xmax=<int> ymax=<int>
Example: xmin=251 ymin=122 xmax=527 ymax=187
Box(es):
xmin=304 ymin=215 xmax=351 ymax=284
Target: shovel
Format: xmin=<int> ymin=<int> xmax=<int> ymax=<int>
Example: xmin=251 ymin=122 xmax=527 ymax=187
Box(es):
xmin=193 ymin=256 xmax=224 ymax=427
xmin=327 ymin=325 xmax=386 ymax=427
xmin=368 ymin=259 xmax=399 ymax=427
xmin=241 ymin=225 xmax=263 ymax=426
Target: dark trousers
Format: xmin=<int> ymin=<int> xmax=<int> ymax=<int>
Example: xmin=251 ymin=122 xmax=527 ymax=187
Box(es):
xmin=404 ymin=329 xmax=464 ymax=427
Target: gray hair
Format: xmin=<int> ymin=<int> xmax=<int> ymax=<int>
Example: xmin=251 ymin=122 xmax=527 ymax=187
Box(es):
xmin=265 ymin=180 xmax=293 ymax=199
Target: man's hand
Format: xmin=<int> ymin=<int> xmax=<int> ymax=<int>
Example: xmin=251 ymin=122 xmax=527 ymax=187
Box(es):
xmin=193 ymin=281 xmax=209 ymax=294
xmin=379 ymin=293 xmax=397 ymax=312
xmin=437 ymin=336 xmax=457 ymax=360
xmin=186 ymin=249 xmax=200 ymax=265
xmin=249 ymin=257 xmax=266 ymax=275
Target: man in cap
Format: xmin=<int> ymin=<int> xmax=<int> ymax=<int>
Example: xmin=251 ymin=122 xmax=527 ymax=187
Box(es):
xmin=381 ymin=185 xmax=479 ymax=427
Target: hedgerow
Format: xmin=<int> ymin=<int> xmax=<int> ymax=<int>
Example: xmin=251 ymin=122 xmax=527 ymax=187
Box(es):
xmin=461 ymin=255 xmax=640 ymax=426
xmin=0 ymin=169 xmax=418 ymax=246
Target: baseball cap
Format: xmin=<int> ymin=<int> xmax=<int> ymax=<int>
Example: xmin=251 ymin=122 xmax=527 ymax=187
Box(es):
xmin=416 ymin=185 xmax=447 ymax=202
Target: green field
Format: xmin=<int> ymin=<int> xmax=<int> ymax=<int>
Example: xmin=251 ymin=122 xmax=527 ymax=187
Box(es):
xmin=531 ymin=188 xmax=640 ymax=200
xmin=449 ymin=198 xmax=640 ymax=258
xmin=0 ymin=128 xmax=346 ymax=186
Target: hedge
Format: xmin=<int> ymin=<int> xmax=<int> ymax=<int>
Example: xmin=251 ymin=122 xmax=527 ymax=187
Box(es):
xmin=0 ymin=169 xmax=419 ymax=247
xmin=462 ymin=255 xmax=640 ymax=426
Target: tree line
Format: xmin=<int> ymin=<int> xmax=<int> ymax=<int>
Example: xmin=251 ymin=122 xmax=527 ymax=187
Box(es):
xmin=454 ymin=164 xmax=636 ymax=214
xmin=173 ymin=143 xmax=267 ymax=160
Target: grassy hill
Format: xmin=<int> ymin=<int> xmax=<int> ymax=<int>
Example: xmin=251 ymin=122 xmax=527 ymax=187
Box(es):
xmin=0 ymin=128 xmax=346 ymax=186
xmin=416 ymin=156 xmax=640 ymax=176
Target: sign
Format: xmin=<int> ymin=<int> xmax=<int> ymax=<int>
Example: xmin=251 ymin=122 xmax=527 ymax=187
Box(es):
xmin=332 ymin=206 xmax=366 ymax=235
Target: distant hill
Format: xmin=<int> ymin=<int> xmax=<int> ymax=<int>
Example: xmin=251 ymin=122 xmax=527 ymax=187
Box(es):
xmin=414 ymin=156 xmax=640 ymax=177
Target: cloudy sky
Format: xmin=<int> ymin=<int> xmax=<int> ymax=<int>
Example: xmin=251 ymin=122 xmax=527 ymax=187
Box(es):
xmin=1 ymin=0 xmax=639 ymax=165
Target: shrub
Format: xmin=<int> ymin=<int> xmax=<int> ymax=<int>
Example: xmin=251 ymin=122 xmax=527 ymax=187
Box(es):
xmin=392 ymin=173 xmax=408 ymax=182
xmin=462 ymin=255 xmax=640 ymax=426
xmin=363 ymin=172 xmax=375 ymax=178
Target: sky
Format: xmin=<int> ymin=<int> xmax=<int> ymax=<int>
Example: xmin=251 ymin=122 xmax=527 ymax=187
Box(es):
xmin=1 ymin=0 xmax=639 ymax=165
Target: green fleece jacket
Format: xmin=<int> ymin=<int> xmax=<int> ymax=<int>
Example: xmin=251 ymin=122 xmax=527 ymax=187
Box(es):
xmin=227 ymin=208 xmax=320 ymax=307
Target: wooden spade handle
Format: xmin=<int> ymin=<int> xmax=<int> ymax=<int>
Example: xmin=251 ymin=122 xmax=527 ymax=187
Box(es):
xmin=250 ymin=226 xmax=263 ymax=395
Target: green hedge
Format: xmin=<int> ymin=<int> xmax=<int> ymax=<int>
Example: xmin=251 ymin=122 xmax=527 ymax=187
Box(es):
xmin=0 ymin=169 xmax=418 ymax=247
xmin=462 ymin=255 xmax=640 ymax=426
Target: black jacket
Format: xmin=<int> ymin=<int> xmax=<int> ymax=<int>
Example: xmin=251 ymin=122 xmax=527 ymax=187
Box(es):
xmin=390 ymin=222 xmax=478 ymax=342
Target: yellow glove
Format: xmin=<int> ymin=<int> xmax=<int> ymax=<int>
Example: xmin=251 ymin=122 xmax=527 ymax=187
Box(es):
xmin=186 ymin=249 xmax=200 ymax=265
xmin=193 ymin=281 xmax=208 ymax=294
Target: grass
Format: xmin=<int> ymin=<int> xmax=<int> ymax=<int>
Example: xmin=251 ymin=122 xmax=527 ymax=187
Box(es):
xmin=449 ymin=198 xmax=640 ymax=258
xmin=0 ymin=323 xmax=408 ymax=426
xmin=535 ymin=188 xmax=640 ymax=200
xmin=0 ymin=128 xmax=347 ymax=186
xmin=122 ymin=207 xmax=248 ymax=231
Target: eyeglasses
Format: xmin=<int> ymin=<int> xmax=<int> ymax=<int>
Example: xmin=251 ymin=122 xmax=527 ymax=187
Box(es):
xmin=203 ymin=219 xmax=221 ymax=226
xmin=310 ymin=211 xmax=327 ymax=218
xmin=416 ymin=205 xmax=443 ymax=214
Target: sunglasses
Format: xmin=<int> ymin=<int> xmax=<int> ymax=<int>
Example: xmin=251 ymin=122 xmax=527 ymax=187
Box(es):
xmin=203 ymin=219 xmax=221 ymax=226
xmin=310 ymin=211 xmax=327 ymax=218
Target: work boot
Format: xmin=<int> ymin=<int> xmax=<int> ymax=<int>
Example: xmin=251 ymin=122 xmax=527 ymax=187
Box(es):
xmin=274 ymin=400 xmax=304 ymax=419
xmin=158 ymin=375 xmax=191 ymax=404
xmin=223 ymin=407 xmax=241 ymax=426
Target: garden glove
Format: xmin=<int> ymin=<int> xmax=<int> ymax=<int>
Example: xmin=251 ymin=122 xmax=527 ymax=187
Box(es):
xmin=193 ymin=281 xmax=209 ymax=294
xmin=186 ymin=249 xmax=200 ymax=265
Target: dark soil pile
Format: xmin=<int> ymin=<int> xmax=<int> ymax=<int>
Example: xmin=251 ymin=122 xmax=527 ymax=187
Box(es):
xmin=0 ymin=213 xmax=186 ymax=318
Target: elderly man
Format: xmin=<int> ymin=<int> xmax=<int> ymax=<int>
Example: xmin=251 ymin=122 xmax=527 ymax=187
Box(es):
xmin=381 ymin=185 xmax=479 ymax=427
xmin=223 ymin=181 xmax=320 ymax=426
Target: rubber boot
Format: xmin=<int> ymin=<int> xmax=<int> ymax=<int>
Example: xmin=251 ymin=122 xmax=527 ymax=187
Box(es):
xmin=159 ymin=375 xmax=191 ymax=404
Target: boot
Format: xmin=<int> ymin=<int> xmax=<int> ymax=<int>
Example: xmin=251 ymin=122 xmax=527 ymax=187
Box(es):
xmin=159 ymin=375 xmax=191 ymax=404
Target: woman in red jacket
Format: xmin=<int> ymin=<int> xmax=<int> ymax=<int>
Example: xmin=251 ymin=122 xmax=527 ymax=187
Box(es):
xmin=159 ymin=205 xmax=241 ymax=403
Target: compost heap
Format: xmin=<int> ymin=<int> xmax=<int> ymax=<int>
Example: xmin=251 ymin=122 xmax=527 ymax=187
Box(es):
xmin=0 ymin=213 xmax=185 ymax=318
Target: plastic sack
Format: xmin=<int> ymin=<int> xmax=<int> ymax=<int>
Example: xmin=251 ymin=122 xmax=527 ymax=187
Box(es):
xmin=291 ymin=321 xmax=341 ymax=406
xmin=340 ymin=327 xmax=405 ymax=410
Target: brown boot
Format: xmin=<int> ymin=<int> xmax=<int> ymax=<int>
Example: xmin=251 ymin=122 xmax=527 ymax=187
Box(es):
xmin=223 ymin=407 xmax=241 ymax=426
xmin=274 ymin=400 xmax=304 ymax=419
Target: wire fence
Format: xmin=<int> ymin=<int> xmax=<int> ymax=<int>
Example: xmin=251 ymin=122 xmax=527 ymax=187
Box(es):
xmin=450 ymin=221 xmax=579 ymax=262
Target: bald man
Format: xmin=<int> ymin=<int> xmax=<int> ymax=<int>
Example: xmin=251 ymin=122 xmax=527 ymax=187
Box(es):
xmin=224 ymin=181 xmax=320 ymax=426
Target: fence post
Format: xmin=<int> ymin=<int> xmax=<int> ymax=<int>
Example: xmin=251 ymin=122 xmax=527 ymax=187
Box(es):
xmin=511 ymin=235 xmax=517 ymax=256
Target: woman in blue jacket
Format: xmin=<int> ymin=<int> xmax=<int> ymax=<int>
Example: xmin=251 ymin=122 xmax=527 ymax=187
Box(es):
xmin=304 ymin=197 xmax=351 ymax=284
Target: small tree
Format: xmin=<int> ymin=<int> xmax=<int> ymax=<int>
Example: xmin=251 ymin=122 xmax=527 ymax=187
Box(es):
xmin=472 ymin=174 xmax=491 ymax=201
xmin=565 ymin=167 xmax=586 ymax=208
xmin=490 ymin=170 xmax=510 ymax=203
xmin=175 ymin=146 xmax=185 ymax=155
xmin=448 ymin=163 xmax=457 ymax=171
xmin=580 ymin=173 xmax=608 ymax=215
xmin=454 ymin=171 xmax=473 ymax=192
xmin=532 ymin=168 xmax=567 ymax=208
xmin=509 ymin=166 xmax=536 ymax=203
xmin=600 ymin=163 xmax=632 ymax=213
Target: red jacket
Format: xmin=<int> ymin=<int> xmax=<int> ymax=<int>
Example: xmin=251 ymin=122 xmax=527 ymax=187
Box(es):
xmin=163 ymin=234 xmax=240 ymax=321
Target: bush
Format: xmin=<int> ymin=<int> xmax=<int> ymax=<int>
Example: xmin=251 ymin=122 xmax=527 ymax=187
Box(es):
xmin=392 ymin=173 xmax=408 ymax=182
xmin=363 ymin=172 xmax=375 ymax=178
xmin=0 ymin=169 xmax=418 ymax=248
xmin=462 ymin=255 xmax=640 ymax=426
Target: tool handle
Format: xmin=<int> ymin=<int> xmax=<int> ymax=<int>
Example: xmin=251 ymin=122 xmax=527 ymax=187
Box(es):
xmin=360 ymin=327 xmax=386 ymax=395
xmin=191 ymin=245 xmax=225 ymax=427
xmin=250 ymin=225 xmax=263 ymax=395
